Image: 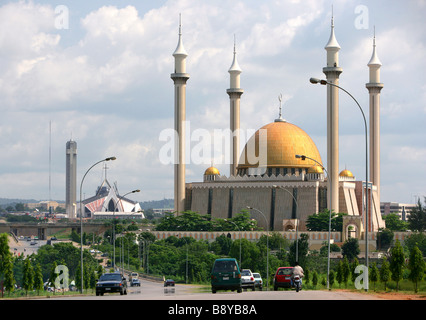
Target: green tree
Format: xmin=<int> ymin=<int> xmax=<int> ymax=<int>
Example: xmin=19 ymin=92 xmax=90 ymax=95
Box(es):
xmin=22 ymin=257 xmax=34 ymax=295
xmin=389 ymin=240 xmax=405 ymax=291
xmin=329 ymin=270 xmax=335 ymax=289
xmin=288 ymin=233 xmax=309 ymax=267
xmin=3 ymin=257 xmax=15 ymax=295
xmin=351 ymin=258 xmax=359 ymax=283
xmin=379 ymin=258 xmax=391 ymax=291
xmin=376 ymin=228 xmax=394 ymax=250
xmin=383 ymin=213 xmax=408 ymax=231
xmin=408 ymin=197 xmax=426 ymax=232
xmin=312 ymin=270 xmax=318 ymax=288
xmin=341 ymin=238 xmax=360 ymax=262
xmin=342 ymin=257 xmax=350 ymax=288
xmin=0 ymin=233 xmax=12 ymax=275
xmin=336 ymin=260 xmax=343 ymax=288
xmin=408 ymin=244 xmax=425 ymax=293
xmin=34 ymin=263 xmax=44 ymax=295
xmin=49 ymin=261 xmax=58 ymax=293
xmin=369 ymin=262 xmax=379 ymax=291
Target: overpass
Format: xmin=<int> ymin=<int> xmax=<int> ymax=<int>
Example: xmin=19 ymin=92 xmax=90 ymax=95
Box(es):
xmin=0 ymin=222 xmax=109 ymax=240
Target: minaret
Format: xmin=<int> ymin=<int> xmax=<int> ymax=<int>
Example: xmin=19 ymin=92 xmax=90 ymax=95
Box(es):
xmin=366 ymin=30 xmax=383 ymax=202
xmin=171 ymin=15 xmax=189 ymax=214
xmin=66 ymin=139 xmax=77 ymax=219
xmin=227 ymin=36 xmax=243 ymax=176
xmin=323 ymin=14 xmax=342 ymax=214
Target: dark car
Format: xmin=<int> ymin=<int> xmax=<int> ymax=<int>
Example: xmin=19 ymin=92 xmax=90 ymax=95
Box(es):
xmin=211 ymin=258 xmax=242 ymax=294
xmin=164 ymin=279 xmax=175 ymax=287
xmin=273 ymin=267 xmax=293 ymax=290
xmin=96 ymin=273 xmax=127 ymax=296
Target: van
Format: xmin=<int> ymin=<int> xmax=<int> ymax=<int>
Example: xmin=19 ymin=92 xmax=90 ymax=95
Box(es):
xmin=211 ymin=258 xmax=242 ymax=293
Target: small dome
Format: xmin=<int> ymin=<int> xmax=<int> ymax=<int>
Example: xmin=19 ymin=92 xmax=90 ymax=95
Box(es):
xmin=339 ymin=169 xmax=354 ymax=178
xmin=204 ymin=167 xmax=220 ymax=175
xmin=308 ymin=165 xmax=324 ymax=174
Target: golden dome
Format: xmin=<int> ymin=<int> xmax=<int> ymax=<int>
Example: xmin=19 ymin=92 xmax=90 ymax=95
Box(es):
xmin=339 ymin=169 xmax=354 ymax=177
xmin=237 ymin=120 xmax=322 ymax=169
xmin=204 ymin=166 xmax=220 ymax=175
xmin=308 ymin=165 xmax=324 ymax=174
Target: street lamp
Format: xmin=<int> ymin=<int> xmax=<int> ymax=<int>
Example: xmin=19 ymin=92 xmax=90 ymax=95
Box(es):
xmin=79 ymin=156 xmax=116 ymax=293
xmin=113 ymin=189 xmax=140 ymax=270
xmin=272 ymin=185 xmax=299 ymax=262
xmin=295 ymin=154 xmax=333 ymax=290
xmin=310 ymin=77 xmax=369 ymax=291
xmin=246 ymin=206 xmax=269 ymax=291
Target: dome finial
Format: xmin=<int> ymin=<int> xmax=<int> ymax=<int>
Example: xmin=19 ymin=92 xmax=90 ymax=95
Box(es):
xmin=275 ymin=94 xmax=286 ymax=122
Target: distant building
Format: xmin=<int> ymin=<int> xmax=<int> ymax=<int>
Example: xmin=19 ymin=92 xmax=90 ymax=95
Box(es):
xmin=66 ymin=139 xmax=77 ymax=219
xmin=78 ymin=178 xmax=143 ymax=219
xmin=381 ymin=202 xmax=416 ymax=221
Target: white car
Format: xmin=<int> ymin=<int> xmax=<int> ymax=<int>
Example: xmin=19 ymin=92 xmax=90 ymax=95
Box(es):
xmin=253 ymin=273 xmax=263 ymax=290
xmin=241 ymin=269 xmax=255 ymax=291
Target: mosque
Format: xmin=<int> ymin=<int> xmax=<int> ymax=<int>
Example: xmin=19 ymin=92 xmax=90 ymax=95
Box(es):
xmin=170 ymin=16 xmax=386 ymax=234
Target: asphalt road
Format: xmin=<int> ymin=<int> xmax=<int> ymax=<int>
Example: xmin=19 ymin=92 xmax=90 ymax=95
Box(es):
xmin=44 ymin=278 xmax=384 ymax=301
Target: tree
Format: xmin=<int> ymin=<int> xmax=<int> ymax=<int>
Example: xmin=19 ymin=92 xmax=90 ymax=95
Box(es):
xmin=306 ymin=210 xmax=346 ymax=231
xmin=351 ymin=258 xmax=359 ymax=283
xmin=379 ymin=258 xmax=391 ymax=291
xmin=312 ymin=270 xmax=318 ymax=288
xmin=329 ymin=270 xmax=335 ymax=289
xmin=341 ymin=238 xmax=360 ymax=262
xmin=49 ymin=261 xmax=58 ymax=293
xmin=34 ymin=263 xmax=44 ymax=295
xmin=408 ymin=197 xmax=426 ymax=232
xmin=3 ymin=256 xmax=15 ymax=295
xmin=408 ymin=244 xmax=425 ymax=293
xmin=376 ymin=228 xmax=394 ymax=250
xmin=342 ymin=257 xmax=350 ymax=288
xmin=336 ymin=260 xmax=343 ymax=288
xmin=383 ymin=213 xmax=408 ymax=231
xmin=288 ymin=233 xmax=309 ymax=267
xmin=389 ymin=240 xmax=405 ymax=291
xmin=369 ymin=262 xmax=379 ymax=291
xmin=22 ymin=257 xmax=34 ymax=296
xmin=0 ymin=233 xmax=12 ymax=275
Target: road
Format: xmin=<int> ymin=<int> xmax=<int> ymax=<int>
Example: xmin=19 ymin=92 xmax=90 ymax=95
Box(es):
xmin=44 ymin=278 xmax=384 ymax=301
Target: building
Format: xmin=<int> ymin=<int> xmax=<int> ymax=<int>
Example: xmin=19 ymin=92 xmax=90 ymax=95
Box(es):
xmin=381 ymin=202 xmax=416 ymax=221
xmin=78 ymin=177 xmax=143 ymax=219
xmin=65 ymin=139 xmax=77 ymax=218
xmin=171 ymin=15 xmax=386 ymax=234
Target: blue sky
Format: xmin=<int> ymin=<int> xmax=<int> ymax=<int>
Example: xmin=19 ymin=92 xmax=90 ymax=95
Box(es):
xmin=0 ymin=0 xmax=425 ymax=205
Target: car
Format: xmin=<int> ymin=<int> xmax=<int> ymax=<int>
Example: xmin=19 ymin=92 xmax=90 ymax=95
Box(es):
xmin=273 ymin=267 xmax=293 ymax=290
xmin=211 ymin=258 xmax=242 ymax=294
xmin=252 ymin=272 xmax=263 ymax=290
xmin=131 ymin=278 xmax=141 ymax=287
xmin=164 ymin=279 xmax=175 ymax=287
xmin=241 ymin=269 xmax=255 ymax=291
xmin=96 ymin=273 xmax=127 ymax=296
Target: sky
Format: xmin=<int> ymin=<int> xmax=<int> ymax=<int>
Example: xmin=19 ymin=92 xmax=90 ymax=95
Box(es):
xmin=0 ymin=0 xmax=425 ymax=206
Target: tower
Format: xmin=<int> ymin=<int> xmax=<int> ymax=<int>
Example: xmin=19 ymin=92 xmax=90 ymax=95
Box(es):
xmin=66 ymin=139 xmax=77 ymax=218
xmin=323 ymin=15 xmax=342 ymax=214
xmin=366 ymin=31 xmax=384 ymax=202
xmin=171 ymin=16 xmax=189 ymax=214
xmin=227 ymin=37 xmax=243 ymax=176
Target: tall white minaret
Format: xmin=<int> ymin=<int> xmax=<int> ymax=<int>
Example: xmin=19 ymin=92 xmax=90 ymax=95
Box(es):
xmin=323 ymin=14 xmax=342 ymax=214
xmin=366 ymin=30 xmax=383 ymax=203
xmin=227 ymin=36 xmax=243 ymax=176
xmin=171 ymin=15 xmax=189 ymax=214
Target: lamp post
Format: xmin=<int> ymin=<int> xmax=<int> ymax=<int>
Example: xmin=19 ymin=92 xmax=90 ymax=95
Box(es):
xmin=225 ymin=219 xmax=241 ymax=267
xmin=295 ymin=154 xmax=332 ymax=289
xmin=272 ymin=185 xmax=299 ymax=262
xmin=176 ymin=233 xmax=189 ymax=284
xmin=310 ymin=77 xmax=369 ymax=291
xmin=79 ymin=156 xmax=116 ymax=293
xmin=246 ymin=206 xmax=269 ymax=291
xmin=113 ymin=189 xmax=140 ymax=270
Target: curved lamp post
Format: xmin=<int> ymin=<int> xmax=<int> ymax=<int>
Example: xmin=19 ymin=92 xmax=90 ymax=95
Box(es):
xmin=113 ymin=189 xmax=140 ymax=270
xmin=310 ymin=77 xmax=369 ymax=291
xmin=295 ymin=154 xmax=332 ymax=290
xmin=79 ymin=156 xmax=116 ymax=293
xmin=272 ymin=185 xmax=299 ymax=262
xmin=246 ymin=206 xmax=269 ymax=291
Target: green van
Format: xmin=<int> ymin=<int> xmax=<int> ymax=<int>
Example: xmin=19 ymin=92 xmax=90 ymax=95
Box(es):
xmin=211 ymin=258 xmax=242 ymax=293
